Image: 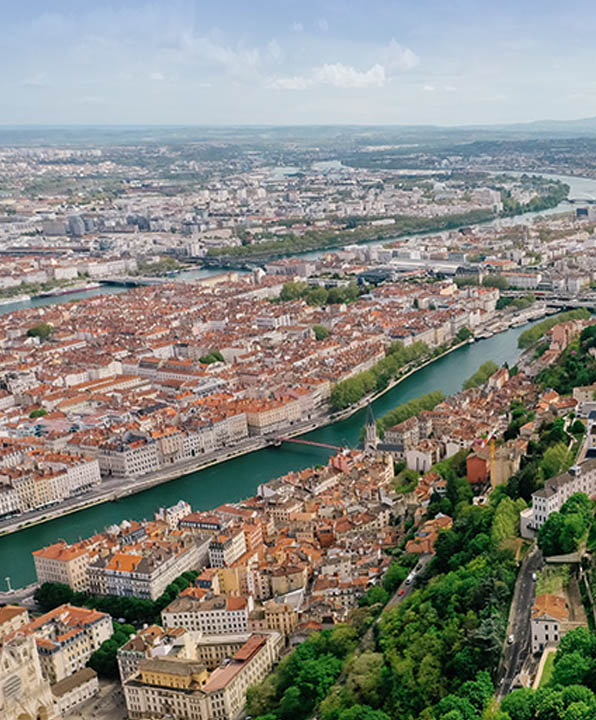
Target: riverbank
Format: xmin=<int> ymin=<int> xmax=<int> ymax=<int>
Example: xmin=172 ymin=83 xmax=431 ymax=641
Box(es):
xmin=0 ymin=320 xmax=544 ymax=590
xmin=0 ymin=336 xmax=471 ymax=539
xmin=0 ymin=302 xmax=552 ymax=543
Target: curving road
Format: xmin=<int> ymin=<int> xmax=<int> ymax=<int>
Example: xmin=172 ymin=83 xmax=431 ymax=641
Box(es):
xmin=496 ymin=546 xmax=543 ymax=699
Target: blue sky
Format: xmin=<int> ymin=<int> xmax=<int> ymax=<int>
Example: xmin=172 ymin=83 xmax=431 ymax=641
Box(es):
xmin=2 ymin=0 xmax=596 ymax=126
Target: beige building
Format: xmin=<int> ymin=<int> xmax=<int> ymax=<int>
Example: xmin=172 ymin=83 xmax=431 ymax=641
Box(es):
xmin=32 ymin=542 xmax=92 ymax=592
xmin=0 ymin=605 xmax=29 ymax=640
xmin=11 ymin=604 xmax=112 ymax=685
xmin=270 ymin=565 xmax=309 ymax=596
xmin=0 ymin=633 xmax=57 ymax=720
xmin=50 ymin=667 xmax=99 ymax=715
xmin=162 ymin=594 xmax=253 ymax=635
xmin=123 ymin=632 xmax=282 ymax=720
xmin=248 ymin=600 xmax=298 ymax=636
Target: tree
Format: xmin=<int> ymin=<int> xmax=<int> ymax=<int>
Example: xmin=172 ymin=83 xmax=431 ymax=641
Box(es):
xmin=88 ymin=622 xmax=134 ymax=679
xmin=278 ymin=686 xmax=303 ymax=720
xmin=27 ymin=322 xmax=53 ymax=340
xmin=457 ymin=327 xmax=473 ymax=342
xmin=501 ymin=687 xmax=535 ymax=720
xmin=552 ymin=652 xmax=592 ymax=687
xmin=29 ymin=408 xmax=48 ymax=418
xmin=313 ymin=324 xmax=330 ymax=341
xmin=360 ymin=585 xmax=389 ymax=607
xmin=383 ymin=562 xmax=409 ymax=593
xmin=462 ymin=361 xmax=499 ymax=390
xmin=571 ymin=419 xmax=586 ymax=435
xmin=337 ymin=706 xmax=390 ymax=720
xmin=346 ymin=653 xmax=385 ymax=708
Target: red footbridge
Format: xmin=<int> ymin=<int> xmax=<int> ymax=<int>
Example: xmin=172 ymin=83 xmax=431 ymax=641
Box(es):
xmin=274 ymin=437 xmax=342 ymax=451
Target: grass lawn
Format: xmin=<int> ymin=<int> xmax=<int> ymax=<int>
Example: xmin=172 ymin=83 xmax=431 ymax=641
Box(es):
xmin=538 ymin=650 xmax=556 ymax=689
xmin=536 ymin=565 xmax=569 ymax=596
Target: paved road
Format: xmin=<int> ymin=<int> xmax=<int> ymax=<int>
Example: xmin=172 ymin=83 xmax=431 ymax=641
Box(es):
xmin=496 ymin=546 xmax=543 ymax=699
xmin=359 ymin=553 xmax=433 ymax=651
xmin=0 ymin=411 xmax=336 ymax=538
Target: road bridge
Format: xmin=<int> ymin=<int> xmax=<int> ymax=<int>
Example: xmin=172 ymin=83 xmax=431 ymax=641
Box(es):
xmin=99 ymin=276 xmax=170 ymax=286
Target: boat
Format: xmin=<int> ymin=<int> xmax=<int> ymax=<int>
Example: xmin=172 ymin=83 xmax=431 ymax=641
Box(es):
xmin=0 ymin=294 xmax=31 ymax=306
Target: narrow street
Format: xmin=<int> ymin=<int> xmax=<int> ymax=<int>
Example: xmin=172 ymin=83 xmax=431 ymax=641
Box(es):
xmin=496 ymin=546 xmax=543 ymax=699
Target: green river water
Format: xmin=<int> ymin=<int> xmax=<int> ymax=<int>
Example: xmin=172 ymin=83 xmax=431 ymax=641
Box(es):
xmin=0 ymin=322 xmax=537 ymax=589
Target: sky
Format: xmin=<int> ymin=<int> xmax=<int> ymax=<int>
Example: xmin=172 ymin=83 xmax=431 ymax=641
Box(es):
xmin=2 ymin=0 xmax=596 ymax=126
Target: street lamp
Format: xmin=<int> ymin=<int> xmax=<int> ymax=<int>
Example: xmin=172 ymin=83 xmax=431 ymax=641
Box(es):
xmin=5 ymin=576 xmax=12 ymax=592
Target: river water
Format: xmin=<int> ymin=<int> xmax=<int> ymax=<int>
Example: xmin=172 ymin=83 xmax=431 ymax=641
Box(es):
xmin=1 ymin=171 xmax=595 ymax=588
xmin=0 ymin=322 xmax=539 ymax=589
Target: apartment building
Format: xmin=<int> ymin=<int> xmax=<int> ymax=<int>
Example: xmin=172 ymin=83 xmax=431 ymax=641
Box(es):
xmin=521 ymin=459 xmax=596 ymax=536
xmin=88 ymin=537 xmax=206 ymax=601
xmin=0 ymin=604 xmax=29 ymax=640
xmin=162 ymin=594 xmax=253 ymax=635
xmin=208 ymin=530 xmax=246 ymax=568
xmin=248 ymin=599 xmax=298 ymax=636
xmin=33 ymin=541 xmax=93 ymax=592
xmin=123 ymin=632 xmax=282 ymax=720
xmin=6 ymin=604 xmax=112 ymax=685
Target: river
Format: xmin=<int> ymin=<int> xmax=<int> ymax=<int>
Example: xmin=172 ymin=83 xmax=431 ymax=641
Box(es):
xmin=1 ymin=171 xmax=595 ymax=589
xmin=0 ymin=321 xmax=538 ymax=589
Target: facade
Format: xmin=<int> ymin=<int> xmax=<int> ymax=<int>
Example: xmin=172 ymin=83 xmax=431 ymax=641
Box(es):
xmin=32 ymin=542 xmax=92 ymax=592
xmin=0 ymin=604 xmax=29 ymax=640
xmin=0 ymin=633 xmax=57 ymax=720
xmin=88 ymin=537 xmax=208 ymax=601
xmin=162 ymin=594 xmax=253 ymax=635
xmin=50 ymin=667 xmax=99 ymax=716
xmin=522 ymin=459 xmax=596 ymax=535
xmin=208 ymin=531 xmax=246 ymax=568
xmin=123 ymin=632 xmax=282 ymax=720
xmin=10 ymin=604 xmax=112 ymax=685
xmin=531 ymin=594 xmax=568 ymax=654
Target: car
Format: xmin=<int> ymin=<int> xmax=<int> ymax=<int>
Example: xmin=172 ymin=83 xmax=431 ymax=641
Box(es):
xmin=531 ymin=572 xmax=537 ymax=581
xmin=507 ymin=634 xmax=515 ymax=645
xmin=398 ymin=588 xmax=405 ymax=596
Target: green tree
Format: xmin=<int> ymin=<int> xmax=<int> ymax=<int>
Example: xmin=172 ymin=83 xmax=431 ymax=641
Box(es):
xmin=462 ymin=361 xmax=499 ymax=390
xmin=501 ymin=687 xmax=535 ymax=720
xmin=29 ymin=408 xmax=48 ymax=418
xmin=552 ymin=652 xmax=592 ymax=687
xmin=27 ymin=322 xmax=53 ymax=340
xmin=457 ymin=327 xmax=473 ymax=342
xmin=313 ymin=324 xmax=330 ymax=341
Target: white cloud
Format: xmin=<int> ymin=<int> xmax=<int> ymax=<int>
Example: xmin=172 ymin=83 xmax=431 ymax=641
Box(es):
xmin=199 ymin=81 xmax=212 ymax=88
xmin=167 ymin=32 xmax=261 ymax=77
xmin=444 ymin=84 xmax=457 ymax=92
xmin=149 ymin=71 xmax=164 ymax=81
xmin=269 ymin=62 xmax=386 ymax=90
xmin=380 ymin=39 xmax=420 ymax=72
xmin=318 ymin=18 xmax=329 ymax=32
xmin=423 ymin=84 xmax=435 ymax=92
xmin=292 ymin=21 xmax=304 ymax=33
xmin=315 ymin=63 xmax=385 ymax=88
xmin=267 ymin=39 xmax=283 ymax=63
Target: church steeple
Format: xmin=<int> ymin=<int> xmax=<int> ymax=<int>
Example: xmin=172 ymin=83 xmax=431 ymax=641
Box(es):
xmin=365 ymin=403 xmax=378 ymax=454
